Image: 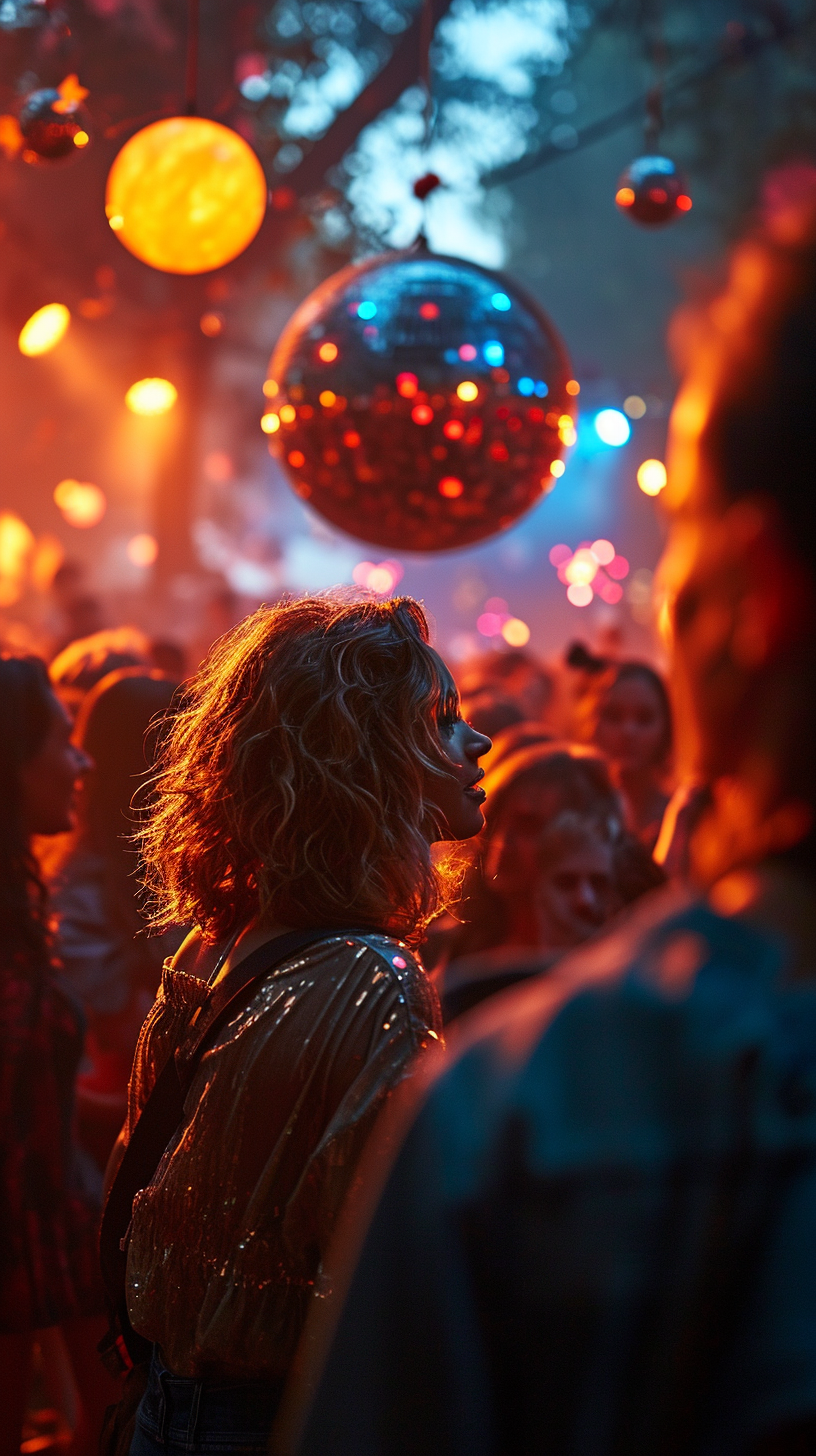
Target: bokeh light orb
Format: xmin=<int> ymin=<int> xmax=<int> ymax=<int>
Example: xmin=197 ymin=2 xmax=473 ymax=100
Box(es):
xmin=106 ymin=117 xmax=268 ymax=274
xmin=266 ymin=248 xmax=574 ymax=552
xmin=594 ymin=408 xmax=631 ymax=446
xmin=615 ymin=155 xmax=692 ymax=227
xmin=53 ymin=479 xmax=106 ymax=528
xmin=18 ymin=303 xmax=70 ymax=356
xmin=125 ymin=377 xmax=178 ymax=415
xmin=127 ymin=532 xmax=159 ymax=566
xmin=637 ymin=458 xmax=667 ymax=496
xmin=19 ymin=80 xmax=91 ymax=163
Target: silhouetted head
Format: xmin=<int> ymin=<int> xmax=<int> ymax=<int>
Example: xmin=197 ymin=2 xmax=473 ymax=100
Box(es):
xmin=662 ymin=168 xmax=816 ymax=879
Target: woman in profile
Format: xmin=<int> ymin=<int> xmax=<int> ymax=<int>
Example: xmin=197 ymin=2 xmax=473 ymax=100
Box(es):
xmin=109 ymin=594 xmax=490 ymax=1456
xmin=0 ymin=657 xmax=119 ymax=1456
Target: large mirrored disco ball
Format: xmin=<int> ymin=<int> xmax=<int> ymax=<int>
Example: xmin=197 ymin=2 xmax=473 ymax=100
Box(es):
xmin=615 ymin=155 xmax=692 ymax=227
xmin=265 ymin=248 xmax=574 ymax=552
xmin=19 ymin=87 xmax=91 ymax=163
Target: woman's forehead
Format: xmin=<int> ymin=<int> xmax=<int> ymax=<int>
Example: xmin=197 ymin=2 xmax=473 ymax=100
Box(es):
xmin=605 ymin=675 xmax=662 ymax=709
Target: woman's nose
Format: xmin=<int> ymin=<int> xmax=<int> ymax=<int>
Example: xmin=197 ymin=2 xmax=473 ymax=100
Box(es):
xmin=468 ymin=726 xmax=492 ymax=759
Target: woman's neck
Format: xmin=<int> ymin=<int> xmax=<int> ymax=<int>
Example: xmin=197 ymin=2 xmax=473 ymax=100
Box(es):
xmin=218 ymin=917 xmax=293 ymax=981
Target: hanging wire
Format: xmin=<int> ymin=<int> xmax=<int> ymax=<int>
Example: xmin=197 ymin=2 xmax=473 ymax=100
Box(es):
xmin=184 ymin=0 xmax=199 ymax=116
xmin=411 ymin=0 xmax=443 ymax=237
xmin=484 ymin=5 xmax=816 ymax=189
xmin=643 ymin=0 xmax=665 ymax=150
xmin=420 ymin=0 xmax=434 ymax=150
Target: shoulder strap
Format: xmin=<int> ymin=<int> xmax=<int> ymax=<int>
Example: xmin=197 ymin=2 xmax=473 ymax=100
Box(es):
xmin=99 ymin=925 xmax=381 ymax=1370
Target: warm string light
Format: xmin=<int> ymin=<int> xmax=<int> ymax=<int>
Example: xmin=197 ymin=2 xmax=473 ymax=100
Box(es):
xmin=637 ymin=458 xmax=667 ymax=495
xmin=125 ymin=378 xmax=178 ymax=415
xmin=53 ymin=479 xmax=106 ymax=527
xmin=18 ymin=303 xmax=70 ymax=356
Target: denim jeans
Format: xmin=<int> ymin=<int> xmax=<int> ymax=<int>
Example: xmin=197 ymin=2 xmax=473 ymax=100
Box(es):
xmin=130 ymin=1347 xmax=284 ymax=1454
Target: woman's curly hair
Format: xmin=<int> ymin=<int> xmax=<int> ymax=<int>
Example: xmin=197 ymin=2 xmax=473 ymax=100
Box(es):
xmin=140 ymin=594 xmax=463 ymax=946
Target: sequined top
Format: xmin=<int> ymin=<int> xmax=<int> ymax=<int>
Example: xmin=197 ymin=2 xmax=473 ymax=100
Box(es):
xmin=124 ymin=931 xmax=442 ymax=1379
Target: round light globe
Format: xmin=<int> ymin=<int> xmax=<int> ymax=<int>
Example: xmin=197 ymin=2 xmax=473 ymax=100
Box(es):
xmin=105 ymin=117 xmax=268 ymax=274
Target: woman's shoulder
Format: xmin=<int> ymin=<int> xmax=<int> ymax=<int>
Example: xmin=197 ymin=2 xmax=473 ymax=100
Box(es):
xmin=321 ymin=931 xmax=442 ymax=1043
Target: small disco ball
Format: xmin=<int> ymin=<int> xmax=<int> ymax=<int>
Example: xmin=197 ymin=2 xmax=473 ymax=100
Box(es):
xmin=264 ymin=247 xmax=574 ymax=552
xmin=19 ymin=87 xmax=90 ymax=163
xmin=615 ymin=155 xmax=692 ymax=226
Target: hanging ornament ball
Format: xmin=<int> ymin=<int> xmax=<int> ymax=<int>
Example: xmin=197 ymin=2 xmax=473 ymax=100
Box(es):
xmin=265 ymin=249 xmax=574 ymax=552
xmin=615 ymin=155 xmax=692 ymax=226
xmin=105 ymin=117 xmax=268 ymax=275
xmin=19 ymin=75 xmax=91 ymax=163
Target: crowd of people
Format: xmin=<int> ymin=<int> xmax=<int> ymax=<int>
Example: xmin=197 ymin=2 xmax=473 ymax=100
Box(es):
xmin=2 ymin=184 xmax=816 ymax=1456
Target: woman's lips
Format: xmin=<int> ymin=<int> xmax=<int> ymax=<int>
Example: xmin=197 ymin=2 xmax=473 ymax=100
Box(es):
xmin=465 ymin=784 xmax=487 ymax=803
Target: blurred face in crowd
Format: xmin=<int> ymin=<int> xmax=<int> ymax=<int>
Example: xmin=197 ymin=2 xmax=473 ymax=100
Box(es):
xmin=20 ymin=693 xmax=92 ymax=836
xmin=535 ymin=834 xmax=616 ymax=949
xmin=487 ymin=781 xmax=566 ymax=894
xmin=594 ymin=675 xmax=668 ymax=778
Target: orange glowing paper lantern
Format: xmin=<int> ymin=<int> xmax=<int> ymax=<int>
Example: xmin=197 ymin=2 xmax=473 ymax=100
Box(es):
xmin=18 ymin=303 xmax=70 ymax=357
xmin=105 ymin=117 xmax=267 ymax=275
xmin=53 ymin=479 xmax=106 ymax=528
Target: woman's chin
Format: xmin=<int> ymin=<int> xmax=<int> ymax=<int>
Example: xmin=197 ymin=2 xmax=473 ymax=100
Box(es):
xmin=455 ymin=806 xmax=487 ymax=841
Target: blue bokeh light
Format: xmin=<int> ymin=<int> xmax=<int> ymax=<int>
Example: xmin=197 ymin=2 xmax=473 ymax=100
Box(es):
xmin=518 ymin=376 xmax=535 ymax=395
xmin=357 ymin=301 xmax=377 ymax=319
xmin=491 ymin=292 xmax=511 ymax=311
xmin=594 ymin=408 xmax=631 ymax=447
xmin=483 ymin=340 xmax=504 ymax=365
xmin=535 ymin=380 xmax=548 ymax=397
